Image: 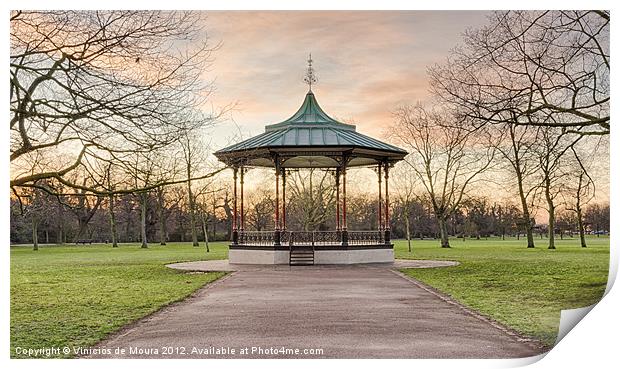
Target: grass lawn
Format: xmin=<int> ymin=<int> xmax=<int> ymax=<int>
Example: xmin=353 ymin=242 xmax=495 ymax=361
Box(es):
xmin=10 ymin=236 xmax=610 ymax=358
xmin=395 ymin=236 xmax=610 ymax=346
xmin=10 ymin=242 xmax=229 ymax=358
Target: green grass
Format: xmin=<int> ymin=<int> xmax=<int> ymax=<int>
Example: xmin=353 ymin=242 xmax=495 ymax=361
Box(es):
xmin=395 ymin=236 xmax=610 ymax=346
xmin=10 ymin=242 xmax=229 ymax=358
xmin=11 ymin=236 xmax=610 ymax=357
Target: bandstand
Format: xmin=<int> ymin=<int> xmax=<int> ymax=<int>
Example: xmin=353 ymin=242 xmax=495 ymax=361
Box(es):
xmin=214 ymin=58 xmax=407 ymax=265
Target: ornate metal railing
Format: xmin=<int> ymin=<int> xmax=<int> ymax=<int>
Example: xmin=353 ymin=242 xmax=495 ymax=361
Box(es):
xmin=237 ymin=231 xmax=274 ymax=246
xmin=280 ymin=231 xmax=290 ymax=245
xmin=286 ymin=231 xmax=341 ymax=246
xmin=347 ymin=231 xmax=384 ymax=245
xmin=236 ymin=230 xmax=386 ymax=246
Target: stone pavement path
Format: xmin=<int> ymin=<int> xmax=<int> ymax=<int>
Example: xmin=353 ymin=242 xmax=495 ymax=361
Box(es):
xmin=87 ymin=263 xmax=546 ymax=359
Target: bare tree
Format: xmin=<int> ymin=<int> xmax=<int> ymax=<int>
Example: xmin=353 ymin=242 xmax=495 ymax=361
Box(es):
xmin=21 ymin=186 xmax=54 ymax=250
xmin=584 ymin=203 xmax=610 ymax=236
xmin=125 ymin=153 xmax=173 ymax=248
xmin=392 ymin=105 xmax=495 ymax=248
xmin=155 ymin=186 xmax=168 ymax=245
xmin=563 ymin=147 xmax=596 ymax=248
xmin=245 ymin=181 xmax=275 ymax=231
xmin=533 ymin=128 xmax=577 ymax=249
xmin=493 ymin=124 xmax=539 ymax=247
xmin=193 ymin=177 xmax=222 ymax=251
xmin=104 ymin=164 xmax=120 ymax=247
xmin=287 ymin=169 xmax=336 ymax=231
xmin=179 ymin=133 xmax=209 ymax=247
xmin=69 ymin=178 xmax=104 ymax=242
xmin=392 ymin=163 xmax=418 ymax=252
xmin=10 ymin=10 xmax=221 ymax=194
xmin=200 ymin=211 xmax=210 ymax=252
xmin=430 ymin=11 xmax=609 ymax=136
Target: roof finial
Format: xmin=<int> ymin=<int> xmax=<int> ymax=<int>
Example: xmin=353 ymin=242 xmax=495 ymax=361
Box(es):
xmin=303 ymin=53 xmax=317 ymax=92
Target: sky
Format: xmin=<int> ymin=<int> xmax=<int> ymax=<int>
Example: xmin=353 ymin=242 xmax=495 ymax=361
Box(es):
xmin=195 ymin=10 xmax=609 ymax=212
xmin=201 ymin=11 xmax=491 ymax=146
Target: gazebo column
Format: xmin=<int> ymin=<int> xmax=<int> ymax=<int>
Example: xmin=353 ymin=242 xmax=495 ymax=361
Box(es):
xmin=335 ymin=168 xmax=341 ymax=231
xmin=377 ymin=164 xmax=383 ymax=231
xmin=341 ymin=161 xmax=348 ymax=246
xmin=232 ymin=166 xmax=239 ymax=245
xmin=240 ymin=167 xmax=245 ymax=232
xmin=384 ymin=162 xmax=391 ymax=245
xmin=274 ymin=159 xmax=281 ymax=246
xmin=281 ymin=168 xmax=287 ymax=230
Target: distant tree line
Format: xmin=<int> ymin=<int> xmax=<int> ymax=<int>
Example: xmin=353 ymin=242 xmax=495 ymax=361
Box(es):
xmin=10 ymin=178 xmax=610 ymax=247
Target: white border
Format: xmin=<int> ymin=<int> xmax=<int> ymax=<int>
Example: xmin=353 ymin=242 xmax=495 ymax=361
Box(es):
xmin=3 ymin=2 xmax=617 ymax=369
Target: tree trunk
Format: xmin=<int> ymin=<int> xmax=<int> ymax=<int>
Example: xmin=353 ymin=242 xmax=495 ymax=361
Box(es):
xmin=511 ymin=127 xmax=535 ymax=249
xmin=212 ymin=200 xmax=217 ymax=240
xmin=57 ymin=223 xmax=64 ymax=244
xmin=179 ymin=217 xmax=185 ymax=242
xmin=577 ymin=208 xmax=587 ymax=248
xmin=438 ymin=217 xmax=450 ymax=248
xmin=74 ymin=196 xmax=103 ymax=242
xmin=140 ymin=193 xmax=148 ymax=248
xmin=56 ymin=205 xmax=65 ymax=244
xmin=517 ymin=185 xmax=535 ymax=248
xmin=545 ymin=184 xmax=556 ymax=249
xmin=187 ymin=178 xmax=198 ymax=247
xmin=109 ymin=195 xmax=118 ymax=247
xmin=32 ymin=218 xmax=39 ymax=251
xmin=45 ymin=229 xmax=49 ymax=244
xmin=223 ymin=198 xmax=232 ymax=241
xmin=405 ymin=211 xmax=411 ymax=253
xmin=157 ymin=188 xmax=166 ymax=245
xmin=201 ymin=212 xmax=209 ymax=252
xmin=124 ymin=207 xmax=132 ymax=242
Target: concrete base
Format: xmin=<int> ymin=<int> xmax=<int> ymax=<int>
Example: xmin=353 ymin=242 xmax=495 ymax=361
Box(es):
xmin=229 ymin=249 xmax=290 ymax=264
xmin=228 ymin=248 xmax=394 ymax=265
xmin=315 ymin=248 xmax=394 ymax=264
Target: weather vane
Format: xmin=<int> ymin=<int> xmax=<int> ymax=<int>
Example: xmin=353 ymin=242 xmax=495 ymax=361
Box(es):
xmin=303 ymin=53 xmax=317 ymax=91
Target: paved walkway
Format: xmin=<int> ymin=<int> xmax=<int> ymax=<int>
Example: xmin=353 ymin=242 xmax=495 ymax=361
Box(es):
xmin=87 ymin=262 xmax=545 ymax=359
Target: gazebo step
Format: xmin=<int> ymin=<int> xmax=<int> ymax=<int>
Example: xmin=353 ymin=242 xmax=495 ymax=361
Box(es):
xmin=289 ymin=248 xmax=315 ymax=266
xmin=290 ymin=261 xmax=314 ymax=265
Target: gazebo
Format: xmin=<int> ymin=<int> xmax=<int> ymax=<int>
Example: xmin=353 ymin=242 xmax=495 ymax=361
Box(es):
xmin=214 ymin=58 xmax=407 ymax=265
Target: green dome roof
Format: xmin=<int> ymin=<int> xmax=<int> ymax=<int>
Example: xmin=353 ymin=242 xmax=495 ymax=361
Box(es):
xmin=215 ymin=91 xmax=407 ymax=168
xmin=264 ymin=91 xmax=356 ymax=131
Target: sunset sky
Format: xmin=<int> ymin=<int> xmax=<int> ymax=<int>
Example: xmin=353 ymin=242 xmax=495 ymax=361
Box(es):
xmin=198 ymin=10 xmax=609 ymax=208
xmin=202 ymin=11 xmax=490 ymax=146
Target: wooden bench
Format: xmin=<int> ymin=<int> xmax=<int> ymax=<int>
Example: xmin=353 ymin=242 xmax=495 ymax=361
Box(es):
xmin=75 ymin=239 xmax=93 ymax=245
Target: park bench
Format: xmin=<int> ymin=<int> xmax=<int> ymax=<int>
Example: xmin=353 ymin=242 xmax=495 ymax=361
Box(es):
xmin=75 ymin=239 xmax=93 ymax=245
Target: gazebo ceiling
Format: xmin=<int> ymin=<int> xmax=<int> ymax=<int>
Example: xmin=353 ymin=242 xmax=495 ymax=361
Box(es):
xmin=214 ymin=91 xmax=408 ymax=168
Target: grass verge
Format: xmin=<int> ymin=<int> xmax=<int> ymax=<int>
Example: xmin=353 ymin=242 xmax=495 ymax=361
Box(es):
xmin=395 ymin=236 xmax=610 ymax=346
